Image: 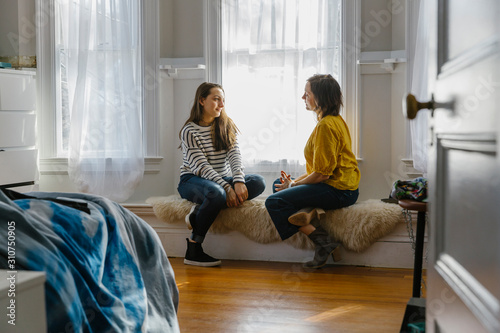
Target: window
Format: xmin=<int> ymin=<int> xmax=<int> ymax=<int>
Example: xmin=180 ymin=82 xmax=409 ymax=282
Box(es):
xmin=37 ymin=0 xmax=159 ymax=160
xmin=206 ymin=0 xmax=359 ymax=193
xmin=54 ymin=0 xmax=142 ymax=155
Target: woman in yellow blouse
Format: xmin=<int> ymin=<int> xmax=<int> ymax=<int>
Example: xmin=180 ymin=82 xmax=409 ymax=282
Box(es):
xmin=265 ymin=74 xmax=360 ymax=269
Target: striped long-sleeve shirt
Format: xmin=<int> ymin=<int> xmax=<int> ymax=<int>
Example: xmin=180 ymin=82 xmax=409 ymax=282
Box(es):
xmin=179 ymin=122 xmax=245 ymax=190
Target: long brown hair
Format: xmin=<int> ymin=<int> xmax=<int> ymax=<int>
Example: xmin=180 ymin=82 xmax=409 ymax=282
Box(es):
xmin=307 ymin=74 xmax=343 ymax=118
xmin=179 ymin=82 xmax=239 ymax=151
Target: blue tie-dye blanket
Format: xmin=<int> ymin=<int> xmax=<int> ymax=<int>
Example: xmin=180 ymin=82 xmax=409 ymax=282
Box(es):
xmin=0 ymin=190 xmax=180 ymax=332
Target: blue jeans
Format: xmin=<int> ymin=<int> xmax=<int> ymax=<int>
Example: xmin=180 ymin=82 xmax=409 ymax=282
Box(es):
xmin=178 ymin=173 xmax=266 ymax=243
xmin=265 ymin=178 xmax=359 ymax=241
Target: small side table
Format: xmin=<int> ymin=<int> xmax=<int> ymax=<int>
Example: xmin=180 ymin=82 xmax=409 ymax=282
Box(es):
xmin=398 ymin=199 xmax=427 ymax=333
xmin=398 ymin=199 xmax=427 ymax=298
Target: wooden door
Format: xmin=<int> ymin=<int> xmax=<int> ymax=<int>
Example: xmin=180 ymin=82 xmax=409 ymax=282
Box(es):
xmin=426 ymin=0 xmax=500 ymax=332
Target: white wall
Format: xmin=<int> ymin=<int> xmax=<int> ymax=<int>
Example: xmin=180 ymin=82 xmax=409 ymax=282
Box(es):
xmin=0 ymin=0 xmax=36 ymax=58
xmin=34 ymin=0 xmax=414 ymax=204
xmin=356 ymin=0 xmax=411 ymax=201
xmin=160 ymin=0 xmax=204 ymax=58
xmin=0 ymin=1 xmax=19 ymax=57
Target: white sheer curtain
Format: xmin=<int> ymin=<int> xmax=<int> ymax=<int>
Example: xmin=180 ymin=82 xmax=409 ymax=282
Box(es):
xmin=221 ymin=0 xmax=341 ymax=194
xmin=409 ymin=0 xmax=430 ymax=175
xmin=57 ymin=0 xmax=144 ymax=202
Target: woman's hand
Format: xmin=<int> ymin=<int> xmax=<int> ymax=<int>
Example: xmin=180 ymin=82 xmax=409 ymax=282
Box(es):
xmin=274 ymin=171 xmax=295 ymax=192
xmin=226 ymin=187 xmax=241 ymax=207
xmin=234 ymin=182 xmax=248 ymax=203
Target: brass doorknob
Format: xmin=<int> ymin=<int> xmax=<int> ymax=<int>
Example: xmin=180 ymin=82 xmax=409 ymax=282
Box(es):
xmin=403 ymin=94 xmax=454 ymax=119
xmin=403 ymin=94 xmax=434 ymax=119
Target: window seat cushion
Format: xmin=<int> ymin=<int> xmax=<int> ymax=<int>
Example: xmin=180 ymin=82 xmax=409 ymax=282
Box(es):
xmin=146 ymin=195 xmax=403 ymax=253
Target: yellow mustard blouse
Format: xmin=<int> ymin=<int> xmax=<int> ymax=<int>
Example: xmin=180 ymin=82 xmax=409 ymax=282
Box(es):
xmin=304 ymin=115 xmax=360 ymax=190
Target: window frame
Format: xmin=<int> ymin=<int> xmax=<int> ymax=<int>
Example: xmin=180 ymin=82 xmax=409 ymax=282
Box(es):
xmin=204 ymin=0 xmax=361 ymax=157
xmin=36 ymin=0 xmax=161 ymax=173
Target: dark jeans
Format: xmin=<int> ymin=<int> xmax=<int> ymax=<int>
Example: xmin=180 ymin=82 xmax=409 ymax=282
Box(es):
xmin=177 ymin=173 xmax=266 ymax=243
xmin=265 ymin=178 xmax=359 ymax=241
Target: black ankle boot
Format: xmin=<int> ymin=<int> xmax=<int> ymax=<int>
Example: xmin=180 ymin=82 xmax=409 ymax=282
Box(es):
xmin=304 ymin=226 xmax=340 ymax=269
xmin=184 ymin=238 xmax=221 ymax=267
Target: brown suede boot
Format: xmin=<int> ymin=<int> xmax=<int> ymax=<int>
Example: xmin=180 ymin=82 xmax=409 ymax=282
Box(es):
xmin=288 ymin=207 xmax=326 ymax=226
xmin=304 ymin=226 xmax=341 ymax=269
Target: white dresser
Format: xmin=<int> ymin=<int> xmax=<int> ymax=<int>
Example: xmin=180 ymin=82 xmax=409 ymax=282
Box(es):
xmin=0 ymin=270 xmax=46 ymax=332
xmin=0 ymin=69 xmax=37 ymax=190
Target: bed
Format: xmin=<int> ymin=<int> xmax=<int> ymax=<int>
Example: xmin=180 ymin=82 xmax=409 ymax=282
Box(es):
xmin=0 ymin=188 xmax=180 ymax=332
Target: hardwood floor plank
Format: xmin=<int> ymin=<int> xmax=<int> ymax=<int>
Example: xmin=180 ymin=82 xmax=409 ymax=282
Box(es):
xmin=169 ymin=257 xmax=424 ymax=332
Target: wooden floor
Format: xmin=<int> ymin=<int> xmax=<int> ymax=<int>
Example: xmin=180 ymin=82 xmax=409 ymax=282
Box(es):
xmin=169 ymin=257 xmax=425 ymax=333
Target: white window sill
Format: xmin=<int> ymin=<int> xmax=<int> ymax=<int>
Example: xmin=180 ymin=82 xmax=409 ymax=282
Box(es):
xmin=401 ymin=158 xmax=424 ymax=179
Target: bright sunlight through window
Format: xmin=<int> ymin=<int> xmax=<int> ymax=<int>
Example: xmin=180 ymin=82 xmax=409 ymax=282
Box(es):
xmin=221 ymin=0 xmax=342 ymax=181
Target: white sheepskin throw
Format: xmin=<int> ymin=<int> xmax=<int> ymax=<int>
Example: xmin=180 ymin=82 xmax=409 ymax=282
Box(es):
xmin=146 ymin=195 xmax=404 ymax=253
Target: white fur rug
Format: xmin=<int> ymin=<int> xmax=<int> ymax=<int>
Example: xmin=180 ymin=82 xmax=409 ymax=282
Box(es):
xmin=146 ymin=195 xmax=403 ymax=253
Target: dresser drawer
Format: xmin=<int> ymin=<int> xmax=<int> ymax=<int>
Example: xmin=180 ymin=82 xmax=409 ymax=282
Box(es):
xmin=0 ymin=149 xmax=38 ymax=186
xmin=0 ymin=71 xmax=36 ymax=111
xmin=0 ymin=112 xmax=36 ymax=148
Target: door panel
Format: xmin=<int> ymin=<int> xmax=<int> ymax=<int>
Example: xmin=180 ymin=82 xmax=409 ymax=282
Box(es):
xmin=445 ymin=0 xmax=495 ymax=61
xmin=426 ymin=0 xmax=500 ymax=332
xmin=431 ymin=134 xmax=499 ymax=333
xmin=439 ymin=136 xmax=498 ymax=295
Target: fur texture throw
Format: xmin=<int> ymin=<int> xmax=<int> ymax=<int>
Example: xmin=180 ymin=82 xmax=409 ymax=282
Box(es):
xmin=146 ymin=195 xmax=403 ymax=253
